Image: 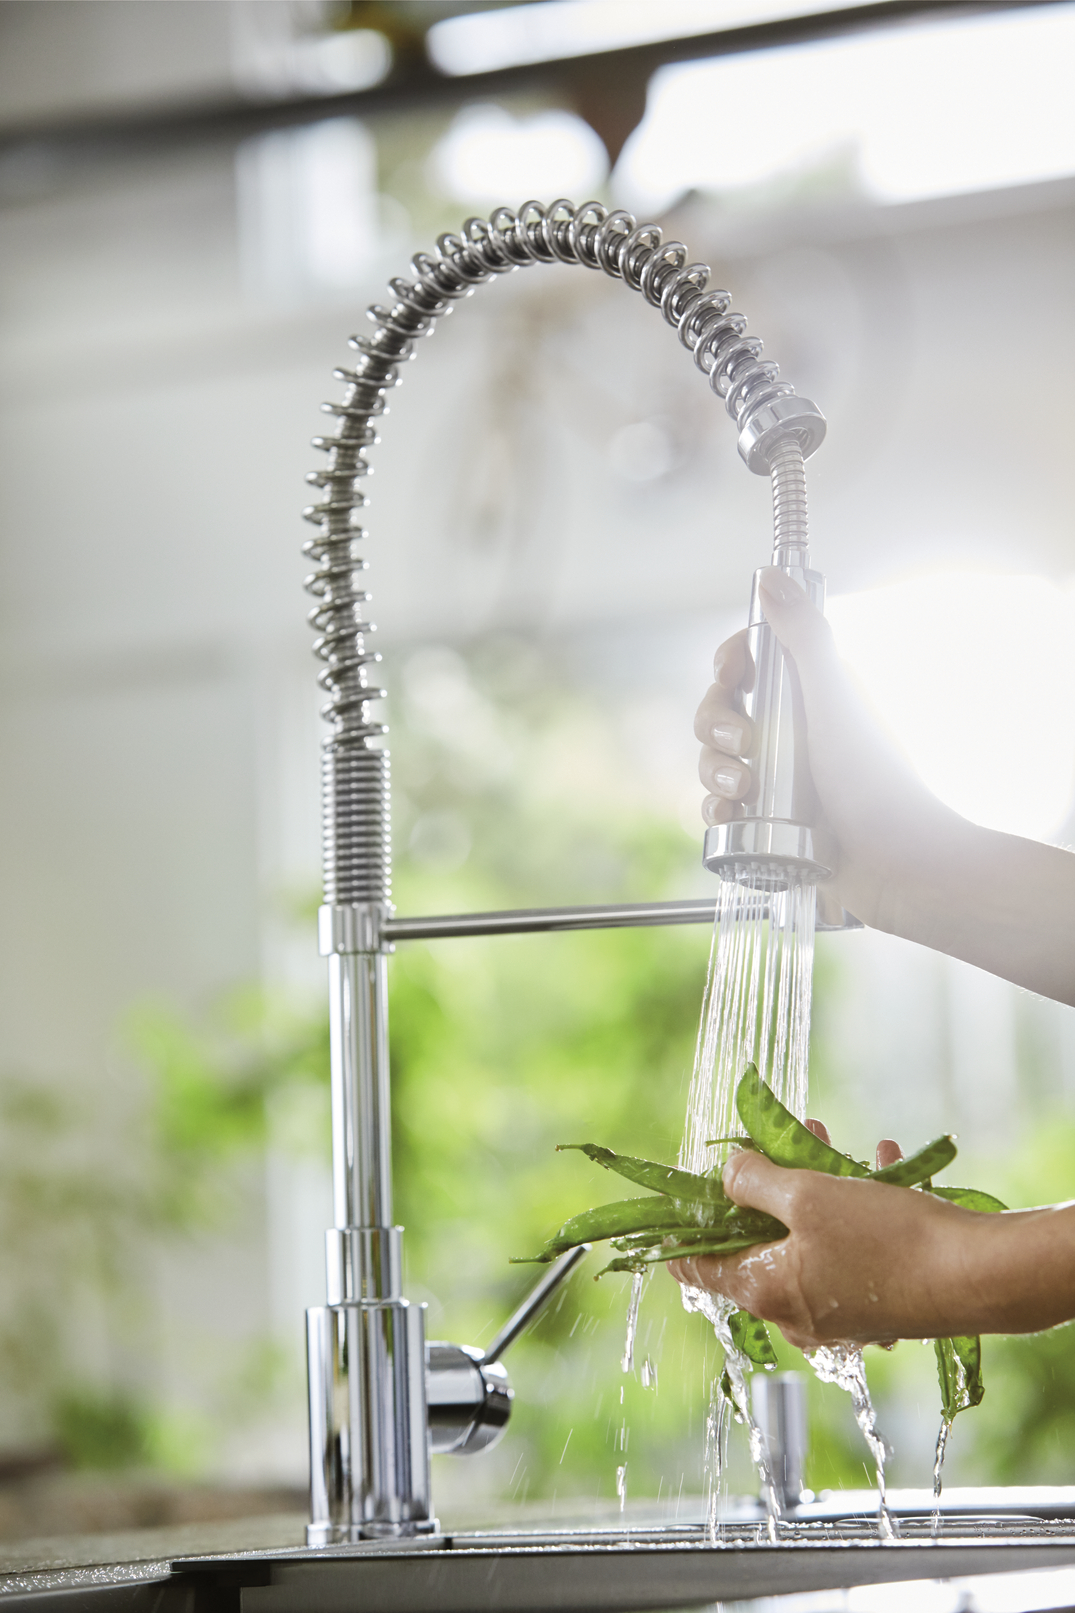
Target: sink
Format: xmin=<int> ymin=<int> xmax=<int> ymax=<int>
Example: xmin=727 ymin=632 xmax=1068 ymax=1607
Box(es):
xmin=5 ymin=1495 xmax=1075 ymax=1612
xmin=170 ymin=1495 xmax=1075 ymax=1613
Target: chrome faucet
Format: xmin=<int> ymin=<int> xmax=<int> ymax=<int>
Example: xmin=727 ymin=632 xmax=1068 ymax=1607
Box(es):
xmin=302 ymin=199 xmax=829 ymax=1543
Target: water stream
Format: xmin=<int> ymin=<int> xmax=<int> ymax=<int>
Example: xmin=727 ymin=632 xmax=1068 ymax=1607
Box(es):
xmin=680 ymin=875 xmax=816 ymax=1176
xmin=622 ymin=1269 xmax=645 ymax=1374
xmin=674 ymin=874 xmax=816 ymax=1536
xmin=808 ymin=1344 xmax=898 ymax=1539
xmin=931 ymin=1418 xmax=951 ymax=1537
xmin=674 ymin=872 xmax=897 ymax=1542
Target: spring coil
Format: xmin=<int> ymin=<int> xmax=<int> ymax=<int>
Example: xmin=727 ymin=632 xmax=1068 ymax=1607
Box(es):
xmin=769 ymin=436 xmax=809 ymax=558
xmin=305 ymin=199 xmax=817 ymax=906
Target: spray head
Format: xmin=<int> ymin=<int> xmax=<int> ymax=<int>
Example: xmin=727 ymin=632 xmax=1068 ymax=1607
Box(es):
xmin=705 ymin=426 xmax=829 ymax=892
xmin=702 ymin=562 xmax=830 ymax=892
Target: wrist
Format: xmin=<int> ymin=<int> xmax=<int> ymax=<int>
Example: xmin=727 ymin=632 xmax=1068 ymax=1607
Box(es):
xmin=963 ymin=1205 xmax=1075 ymax=1334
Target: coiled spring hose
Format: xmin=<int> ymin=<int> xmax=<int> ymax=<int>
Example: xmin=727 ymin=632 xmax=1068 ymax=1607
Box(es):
xmin=303 ymin=199 xmax=820 ymax=907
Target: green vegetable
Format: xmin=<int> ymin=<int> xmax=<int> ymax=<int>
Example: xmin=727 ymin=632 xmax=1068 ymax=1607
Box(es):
xmin=509 ymin=1195 xmax=696 ymax=1263
xmin=735 ymin=1064 xmax=871 ymax=1178
xmin=928 ymin=1184 xmax=1004 ymax=1422
xmin=523 ymin=1064 xmax=1008 ymax=1436
xmin=929 ymin=1184 xmax=1008 ymax=1215
xmin=936 ymin=1334 xmax=984 ymax=1421
xmin=596 ymin=1236 xmax=760 ymax=1278
xmin=870 ymin=1135 xmax=957 ymax=1187
xmin=556 ymin=1143 xmax=729 ymax=1205
xmin=729 ymin=1308 xmax=778 ymax=1368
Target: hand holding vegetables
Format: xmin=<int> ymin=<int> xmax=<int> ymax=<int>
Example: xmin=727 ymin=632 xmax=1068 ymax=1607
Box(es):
xmin=514 ymin=1066 xmax=1046 ymax=1426
xmin=680 ymin=1111 xmax=1075 ymax=1355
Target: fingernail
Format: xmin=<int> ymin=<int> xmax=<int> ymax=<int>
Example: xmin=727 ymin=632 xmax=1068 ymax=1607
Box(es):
xmin=758 ymin=567 xmax=802 ymax=606
xmin=710 ymin=723 xmax=744 ymax=752
xmin=715 ymin=766 xmax=744 ymax=796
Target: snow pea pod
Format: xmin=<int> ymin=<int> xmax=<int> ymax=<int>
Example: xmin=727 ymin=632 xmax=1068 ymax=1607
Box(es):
xmin=935 ymin=1334 xmax=984 ymax=1421
xmin=557 ymin=1143 xmax=729 ymax=1206
xmin=735 ymin=1064 xmax=871 ymax=1178
xmin=510 ymin=1195 xmax=692 ymax=1263
xmin=729 ymin=1308 xmax=778 ymax=1368
xmin=930 ymin=1185 xmax=1008 ymax=1214
xmin=596 ymin=1235 xmax=760 ymax=1278
xmin=869 ymin=1135 xmax=957 ymax=1187
xmin=930 ymin=1187 xmax=1001 ymax=1420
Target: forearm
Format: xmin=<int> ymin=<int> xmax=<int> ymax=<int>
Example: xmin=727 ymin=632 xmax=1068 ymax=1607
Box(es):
xmin=959 ymin=1203 xmax=1075 ymax=1335
xmin=871 ymin=811 xmax=1075 ymax=1007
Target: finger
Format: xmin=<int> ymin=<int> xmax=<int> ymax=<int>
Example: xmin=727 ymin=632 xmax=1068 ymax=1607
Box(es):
xmin=693 ymin=690 xmax=755 ymax=755
xmin=699 ymin=748 xmax=753 ymax=802
xmin=701 ymin=793 xmax=737 ymax=827
xmin=713 ymin=628 xmax=754 ymax=694
xmin=805 ymin=1118 xmax=832 ymax=1146
xmin=756 ymin=568 xmax=898 ymax=798
xmin=722 ymin=1149 xmax=802 ymax=1219
xmin=666 ymin=1251 xmax=753 ymax=1310
xmin=756 ymin=569 xmax=835 ymax=671
xmin=875 ymin=1138 xmax=903 ymax=1170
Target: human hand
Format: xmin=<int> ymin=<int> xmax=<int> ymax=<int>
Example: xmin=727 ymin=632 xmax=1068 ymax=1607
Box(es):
xmin=667 ymin=1138 xmax=990 ymax=1350
xmin=694 ymin=568 xmax=955 ymax=934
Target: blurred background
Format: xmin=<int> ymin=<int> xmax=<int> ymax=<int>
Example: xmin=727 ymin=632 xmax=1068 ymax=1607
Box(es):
xmin=0 ymin=0 xmax=1074 ymax=1545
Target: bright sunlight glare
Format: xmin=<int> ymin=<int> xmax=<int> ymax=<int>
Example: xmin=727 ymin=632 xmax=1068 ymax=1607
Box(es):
xmin=826 ymin=573 xmax=1075 ymax=844
xmin=428 ymin=104 xmax=608 ymax=207
xmin=426 ymin=0 xmax=868 ymax=75
xmin=617 ymin=4 xmax=1075 ymax=213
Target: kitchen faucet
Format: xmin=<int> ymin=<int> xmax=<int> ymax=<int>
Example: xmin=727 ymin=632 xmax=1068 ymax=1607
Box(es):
xmin=302 ymin=199 xmax=829 ymax=1543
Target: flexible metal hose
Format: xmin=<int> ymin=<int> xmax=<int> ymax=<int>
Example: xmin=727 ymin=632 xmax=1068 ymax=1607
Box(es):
xmin=304 ymin=199 xmax=821 ymax=906
xmin=769 ymin=435 xmax=809 ymax=561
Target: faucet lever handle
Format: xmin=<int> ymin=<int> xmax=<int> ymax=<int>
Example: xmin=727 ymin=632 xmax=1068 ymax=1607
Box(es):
xmin=484 ymin=1245 xmax=590 ymax=1365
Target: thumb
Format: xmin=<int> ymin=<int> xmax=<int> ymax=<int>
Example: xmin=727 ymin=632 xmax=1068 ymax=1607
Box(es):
xmin=756 ymin=568 xmax=841 ymax=697
xmin=756 ymin=566 xmax=893 ymax=801
xmin=723 ymin=1149 xmax=800 ymax=1222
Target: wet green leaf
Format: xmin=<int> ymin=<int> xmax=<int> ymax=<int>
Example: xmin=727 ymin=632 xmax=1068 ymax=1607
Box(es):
xmin=936 ymin=1334 xmax=984 ymax=1421
xmin=729 ymin=1309 xmax=778 ymax=1368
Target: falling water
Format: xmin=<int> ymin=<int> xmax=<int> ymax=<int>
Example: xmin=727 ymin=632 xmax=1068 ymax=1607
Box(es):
xmin=615 ymin=1463 xmax=627 ymax=1512
xmin=931 ymin=1419 xmax=951 ymax=1537
xmin=622 ymin=1270 xmax=645 ymax=1373
xmin=702 ymin=1372 xmax=730 ymax=1542
xmin=677 ymin=870 xmax=815 ymax=1540
xmin=809 ymin=1344 xmax=898 ymax=1540
xmin=680 ymin=875 xmax=817 ymax=1175
xmin=683 ymin=1285 xmax=782 ymax=1541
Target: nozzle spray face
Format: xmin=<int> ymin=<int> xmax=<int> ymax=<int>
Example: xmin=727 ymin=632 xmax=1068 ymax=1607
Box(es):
xmin=703 ymin=565 xmax=828 ymax=891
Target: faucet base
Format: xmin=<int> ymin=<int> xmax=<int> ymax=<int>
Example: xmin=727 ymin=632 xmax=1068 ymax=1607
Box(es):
xmin=307 ymin=1299 xmax=433 ymax=1545
xmin=305 ymin=1519 xmax=441 ymax=1546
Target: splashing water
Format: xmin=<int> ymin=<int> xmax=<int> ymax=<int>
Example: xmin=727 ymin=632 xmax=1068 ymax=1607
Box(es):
xmin=809 ymin=1344 xmax=898 ymax=1540
xmin=622 ymin=1270 xmax=645 ymax=1374
xmin=683 ymin=1286 xmax=782 ymax=1540
xmin=931 ymin=1419 xmax=951 ymax=1537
